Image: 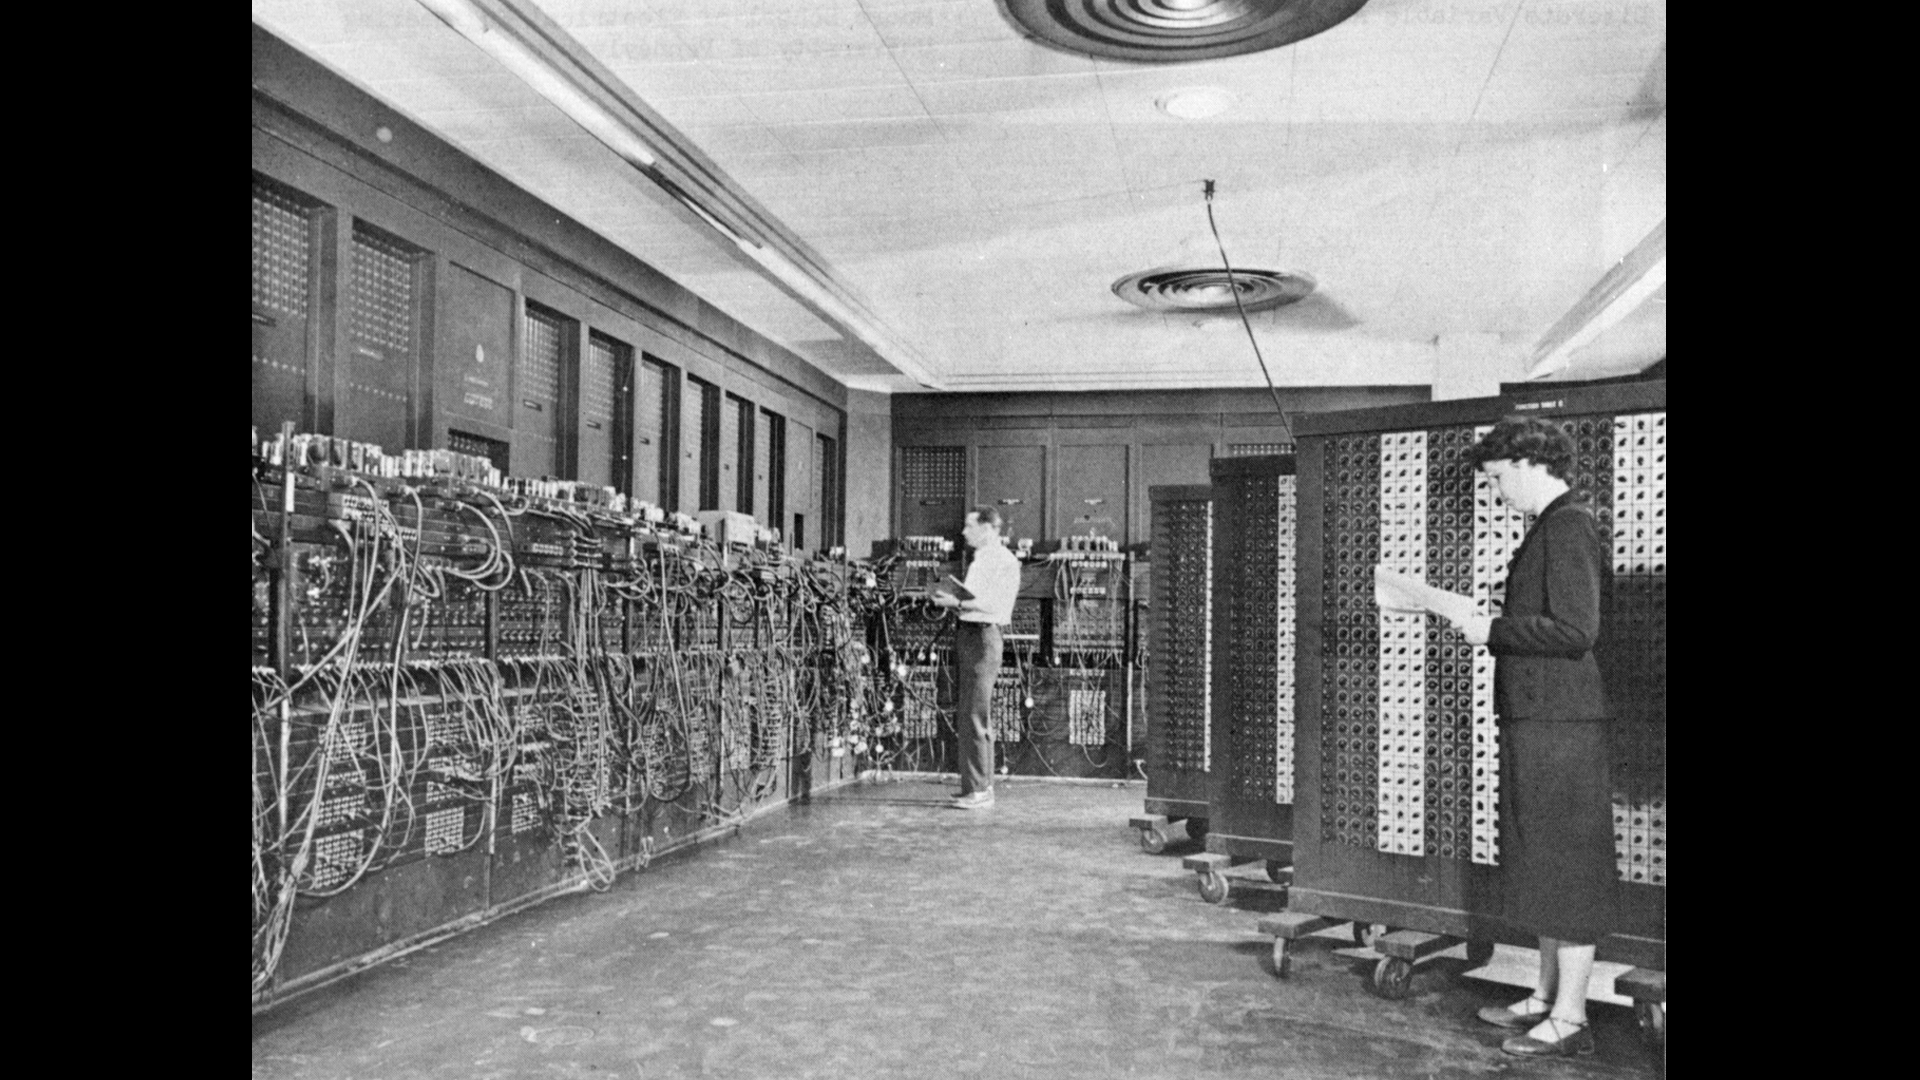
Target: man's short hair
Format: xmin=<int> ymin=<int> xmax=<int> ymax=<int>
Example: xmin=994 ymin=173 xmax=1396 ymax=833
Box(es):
xmin=1467 ymin=417 xmax=1576 ymax=480
xmin=969 ymin=505 xmax=1003 ymax=530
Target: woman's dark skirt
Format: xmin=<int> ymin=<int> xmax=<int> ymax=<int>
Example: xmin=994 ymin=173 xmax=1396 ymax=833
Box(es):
xmin=1497 ymin=718 xmax=1617 ymax=945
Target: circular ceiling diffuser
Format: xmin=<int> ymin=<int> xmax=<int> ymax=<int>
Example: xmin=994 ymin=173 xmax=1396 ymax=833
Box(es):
xmin=1001 ymin=0 xmax=1371 ymax=63
xmin=1112 ymin=266 xmax=1316 ymax=312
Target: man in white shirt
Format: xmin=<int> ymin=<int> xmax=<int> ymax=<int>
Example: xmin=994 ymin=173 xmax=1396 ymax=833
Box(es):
xmin=931 ymin=506 xmax=1022 ymax=809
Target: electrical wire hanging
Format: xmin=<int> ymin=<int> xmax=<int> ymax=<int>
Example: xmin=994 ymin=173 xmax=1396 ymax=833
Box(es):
xmin=1202 ymin=180 xmax=1295 ymax=443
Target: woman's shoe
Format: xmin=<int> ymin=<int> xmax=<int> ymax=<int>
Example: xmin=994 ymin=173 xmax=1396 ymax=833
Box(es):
xmin=1476 ymin=996 xmax=1552 ymax=1029
xmin=1501 ymin=1017 xmax=1593 ymax=1057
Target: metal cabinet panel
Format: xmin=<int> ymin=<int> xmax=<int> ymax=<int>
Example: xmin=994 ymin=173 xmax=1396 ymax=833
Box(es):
xmin=436 ymin=264 xmax=515 ymax=448
xmin=975 ymin=444 xmax=1046 ymax=542
xmin=1057 ymin=444 xmax=1127 ymax=545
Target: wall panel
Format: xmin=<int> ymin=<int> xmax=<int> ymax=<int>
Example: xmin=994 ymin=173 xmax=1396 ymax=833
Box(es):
xmin=1056 ymin=444 xmax=1127 ymax=544
xmin=788 ymin=419 xmax=815 ymax=549
xmin=893 ymin=389 xmax=1429 ymax=550
xmin=975 ymin=444 xmax=1047 ymax=543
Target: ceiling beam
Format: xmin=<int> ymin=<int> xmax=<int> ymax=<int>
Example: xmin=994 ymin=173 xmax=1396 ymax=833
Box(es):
xmin=411 ymin=0 xmax=944 ymax=390
xmin=1526 ymin=218 xmax=1666 ymax=379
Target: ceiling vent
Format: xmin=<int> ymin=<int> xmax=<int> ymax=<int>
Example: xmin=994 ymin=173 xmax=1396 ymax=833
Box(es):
xmin=1111 ymin=266 xmax=1316 ymax=313
xmin=1000 ymin=0 xmax=1371 ymax=63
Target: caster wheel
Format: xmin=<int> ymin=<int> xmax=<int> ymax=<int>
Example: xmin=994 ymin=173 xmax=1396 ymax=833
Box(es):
xmin=1139 ymin=826 xmax=1167 ymax=854
xmin=1264 ymin=860 xmax=1290 ymax=884
xmin=1186 ymin=817 xmax=1210 ymax=843
xmin=1464 ymin=939 xmax=1496 ymax=967
xmin=1272 ymin=938 xmax=1292 ymax=979
xmin=1372 ymin=957 xmax=1414 ymax=1000
xmin=1198 ymin=871 xmax=1230 ymax=904
xmin=1636 ymin=1001 xmax=1667 ymax=1049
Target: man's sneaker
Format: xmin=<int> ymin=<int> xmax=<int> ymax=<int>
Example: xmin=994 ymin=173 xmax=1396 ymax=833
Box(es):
xmin=951 ymin=790 xmax=995 ymax=810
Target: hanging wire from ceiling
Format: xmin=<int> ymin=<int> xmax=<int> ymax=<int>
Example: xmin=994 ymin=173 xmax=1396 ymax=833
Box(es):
xmin=1202 ymin=180 xmax=1294 ymax=440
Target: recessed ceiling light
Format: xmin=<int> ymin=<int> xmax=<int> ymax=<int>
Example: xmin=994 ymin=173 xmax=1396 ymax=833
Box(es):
xmin=1156 ymin=86 xmax=1239 ymax=120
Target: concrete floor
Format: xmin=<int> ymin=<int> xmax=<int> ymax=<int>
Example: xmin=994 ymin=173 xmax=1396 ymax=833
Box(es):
xmin=252 ymin=778 xmax=1660 ymax=1080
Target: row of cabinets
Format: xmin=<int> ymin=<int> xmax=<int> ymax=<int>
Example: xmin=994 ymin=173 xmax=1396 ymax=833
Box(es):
xmin=252 ymin=173 xmax=844 ymax=549
xmin=897 ymin=438 xmax=1294 ymax=552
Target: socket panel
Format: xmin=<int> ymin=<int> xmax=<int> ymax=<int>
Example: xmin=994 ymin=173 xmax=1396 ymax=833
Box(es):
xmin=1316 ymin=411 xmax=1666 ymax=885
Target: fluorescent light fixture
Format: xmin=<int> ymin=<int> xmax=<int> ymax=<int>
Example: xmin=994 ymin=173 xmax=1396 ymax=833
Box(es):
xmin=412 ymin=0 xmax=941 ymax=388
xmin=414 ymin=0 xmax=656 ymax=169
xmin=1527 ymin=220 xmax=1667 ymax=379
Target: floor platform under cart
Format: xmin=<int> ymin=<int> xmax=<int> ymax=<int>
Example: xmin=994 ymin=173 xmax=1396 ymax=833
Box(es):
xmin=1258 ymin=914 xmax=1667 ymax=1059
xmin=1130 ymin=799 xmax=1207 ymax=854
xmin=1182 ymin=840 xmax=1290 ymax=905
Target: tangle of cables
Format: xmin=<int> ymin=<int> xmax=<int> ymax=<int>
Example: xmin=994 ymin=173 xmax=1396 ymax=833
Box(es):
xmin=253 ymin=436 xmax=1146 ymax=1000
xmin=251 ymin=439 xmax=881 ymax=998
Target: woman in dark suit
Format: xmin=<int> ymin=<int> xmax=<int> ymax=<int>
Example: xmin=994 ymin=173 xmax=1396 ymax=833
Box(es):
xmin=1450 ymin=418 xmax=1614 ymax=1059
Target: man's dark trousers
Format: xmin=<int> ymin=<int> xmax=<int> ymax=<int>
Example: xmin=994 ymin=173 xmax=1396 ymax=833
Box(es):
xmin=953 ymin=621 xmax=1002 ymax=794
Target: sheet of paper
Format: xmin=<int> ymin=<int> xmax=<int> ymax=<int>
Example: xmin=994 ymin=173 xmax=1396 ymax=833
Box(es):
xmin=1372 ymin=565 xmax=1473 ymax=623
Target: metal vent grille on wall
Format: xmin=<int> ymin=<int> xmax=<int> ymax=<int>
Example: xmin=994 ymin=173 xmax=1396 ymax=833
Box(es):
xmin=521 ymin=308 xmax=563 ymax=406
xmin=722 ymin=394 xmax=751 ymax=515
xmin=252 ymin=180 xmax=312 ymax=319
xmin=519 ymin=306 xmax=564 ymax=474
xmin=901 ymin=445 xmax=966 ymax=539
xmin=903 ymin=446 xmax=966 ymax=499
xmin=584 ymin=336 xmax=620 ymax=436
xmin=345 ymin=225 xmax=416 ymax=449
xmin=253 ymin=177 xmax=319 ymax=432
xmin=817 ymin=434 xmax=840 ymax=547
xmin=350 ymin=230 xmax=413 ymax=354
xmin=755 ymin=409 xmax=777 ymax=525
xmin=638 ymin=358 xmax=672 ymax=507
xmin=687 ymin=378 xmax=715 ymax=510
xmin=585 ymin=334 xmax=631 ymax=493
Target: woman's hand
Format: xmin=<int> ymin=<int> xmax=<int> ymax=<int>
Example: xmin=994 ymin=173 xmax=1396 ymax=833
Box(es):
xmin=1452 ymin=614 xmax=1492 ymax=645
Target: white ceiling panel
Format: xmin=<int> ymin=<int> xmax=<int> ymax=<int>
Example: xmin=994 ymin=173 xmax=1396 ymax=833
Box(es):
xmin=863 ymin=2 xmax=1027 ymax=49
xmin=914 ymin=74 xmax=1110 ymax=119
xmin=643 ymin=0 xmax=864 ymax=19
xmin=615 ymin=93 xmax=762 ymax=129
xmin=598 ymin=59 xmax=734 ymax=100
xmin=656 ymin=11 xmax=888 ymax=63
xmin=703 ymin=50 xmax=906 ymax=94
xmin=735 ymin=85 xmax=929 ymax=125
xmin=891 ymin=40 xmax=1099 ymax=84
xmin=767 ymin=117 xmax=950 ymax=155
xmin=257 ymin=0 xmax=1666 ymax=392
xmin=668 ymin=122 xmax=793 ymax=161
xmin=533 ymin=2 xmax=668 ymax=30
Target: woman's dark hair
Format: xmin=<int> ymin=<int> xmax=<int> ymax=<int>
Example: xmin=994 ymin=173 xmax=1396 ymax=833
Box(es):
xmin=970 ymin=505 xmax=1004 ymax=529
xmin=1467 ymin=417 xmax=1576 ymax=480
